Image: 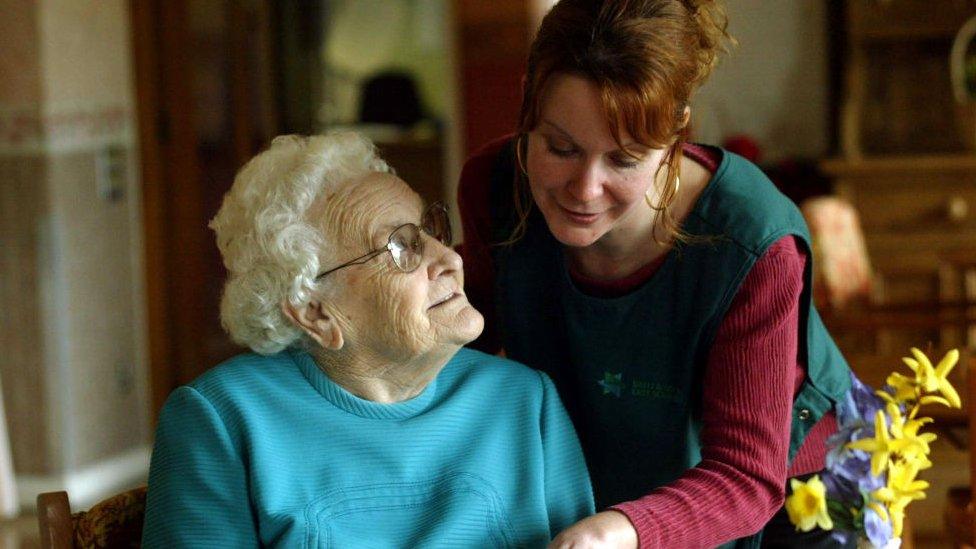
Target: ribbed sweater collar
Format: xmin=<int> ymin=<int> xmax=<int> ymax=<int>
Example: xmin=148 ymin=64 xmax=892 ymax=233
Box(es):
xmin=289 ymin=349 xmax=438 ymax=420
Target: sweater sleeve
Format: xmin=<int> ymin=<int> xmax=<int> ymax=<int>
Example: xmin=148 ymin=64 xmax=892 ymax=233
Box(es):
xmin=611 ymin=236 xmax=806 ymax=548
xmin=538 ymin=371 xmax=596 ymax=538
xmin=142 ymin=387 xmax=259 ymax=548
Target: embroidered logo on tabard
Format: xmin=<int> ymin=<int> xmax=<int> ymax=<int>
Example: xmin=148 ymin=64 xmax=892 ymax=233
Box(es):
xmin=597 ymin=372 xmax=683 ymax=403
xmin=630 ymin=379 xmax=683 ymax=403
xmin=598 ymin=372 xmax=624 ymax=397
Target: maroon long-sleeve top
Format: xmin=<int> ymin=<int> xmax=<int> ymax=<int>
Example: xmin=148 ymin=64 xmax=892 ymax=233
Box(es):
xmin=457 ymin=138 xmax=836 ymax=547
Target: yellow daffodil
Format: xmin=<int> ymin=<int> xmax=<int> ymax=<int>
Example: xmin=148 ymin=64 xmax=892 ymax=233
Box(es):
xmin=903 ymin=348 xmax=962 ymax=409
xmin=875 ymin=460 xmax=928 ymax=500
xmin=869 ymin=460 xmax=928 ymax=538
xmin=885 ymin=403 xmax=936 ymax=461
xmin=888 ymin=499 xmax=910 ymax=538
xmin=794 ymin=347 xmax=958 ymax=541
xmin=884 ymin=372 xmax=917 ymax=403
xmin=896 ymin=443 xmax=934 ymax=470
xmin=846 ymin=410 xmax=914 ymax=476
xmin=919 ymin=395 xmax=952 ymax=407
xmin=872 ymin=492 xmax=913 ymax=539
xmin=786 ymin=475 xmax=833 ymax=532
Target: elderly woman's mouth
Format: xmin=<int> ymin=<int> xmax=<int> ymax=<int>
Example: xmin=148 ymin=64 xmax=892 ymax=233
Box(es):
xmin=428 ymin=292 xmax=462 ymax=310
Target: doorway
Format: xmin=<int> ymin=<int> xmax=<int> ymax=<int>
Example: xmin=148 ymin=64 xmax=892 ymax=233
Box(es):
xmin=130 ymin=0 xmax=530 ymax=420
xmin=131 ymin=0 xmax=279 ymax=417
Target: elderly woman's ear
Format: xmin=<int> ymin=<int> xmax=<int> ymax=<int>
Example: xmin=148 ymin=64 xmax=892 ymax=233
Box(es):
xmin=281 ymin=298 xmax=344 ymax=350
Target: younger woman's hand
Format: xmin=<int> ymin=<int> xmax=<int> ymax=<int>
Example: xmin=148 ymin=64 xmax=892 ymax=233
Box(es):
xmin=548 ymin=510 xmax=638 ymax=548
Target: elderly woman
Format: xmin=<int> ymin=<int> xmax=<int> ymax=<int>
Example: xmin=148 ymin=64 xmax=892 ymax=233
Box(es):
xmin=141 ymin=132 xmax=594 ymax=548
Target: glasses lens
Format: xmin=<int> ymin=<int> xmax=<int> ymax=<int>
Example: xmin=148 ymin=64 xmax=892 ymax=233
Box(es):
xmin=389 ymin=224 xmax=423 ymax=272
xmin=422 ymin=203 xmax=452 ymax=246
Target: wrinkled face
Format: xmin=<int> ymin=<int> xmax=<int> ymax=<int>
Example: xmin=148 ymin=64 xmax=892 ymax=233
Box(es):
xmin=315 ymin=173 xmax=483 ymax=362
xmin=525 ymin=73 xmax=668 ymax=248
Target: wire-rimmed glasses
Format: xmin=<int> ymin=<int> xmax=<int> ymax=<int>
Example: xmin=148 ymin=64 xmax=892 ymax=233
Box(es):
xmin=315 ymin=201 xmax=452 ymax=281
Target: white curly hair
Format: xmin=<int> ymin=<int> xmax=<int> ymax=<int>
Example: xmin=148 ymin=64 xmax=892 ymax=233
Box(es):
xmin=209 ymin=132 xmax=392 ymax=354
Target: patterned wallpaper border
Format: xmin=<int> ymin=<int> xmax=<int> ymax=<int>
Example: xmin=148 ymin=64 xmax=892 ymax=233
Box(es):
xmin=0 ymin=105 xmax=133 ymax=154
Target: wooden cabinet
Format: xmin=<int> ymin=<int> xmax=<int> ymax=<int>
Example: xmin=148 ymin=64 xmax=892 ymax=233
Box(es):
xmin=820 ymin=156 xmax=976 ymax=354
xmin=849 ymin=0 xmax=976 ymax=38
xmin=822 ymin=1 xmax=976 ymax=356
xmin=840 ymin=0 xmax=976 ymax=156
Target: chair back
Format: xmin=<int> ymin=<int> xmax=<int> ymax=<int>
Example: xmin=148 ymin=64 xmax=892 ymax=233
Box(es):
xmin=37 ymin=486 xmax=147 ymax=548
xmin=37 ymin=491 xmax=72 ymax=548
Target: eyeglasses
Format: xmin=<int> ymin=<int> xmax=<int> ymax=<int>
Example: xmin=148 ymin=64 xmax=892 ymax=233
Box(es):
xmin=315 ymin=201 xmax=452 ymax=281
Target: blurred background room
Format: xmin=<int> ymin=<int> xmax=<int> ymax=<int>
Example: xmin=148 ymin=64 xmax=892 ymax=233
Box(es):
xmin=2 ymin=0 xmax=976 ymax=547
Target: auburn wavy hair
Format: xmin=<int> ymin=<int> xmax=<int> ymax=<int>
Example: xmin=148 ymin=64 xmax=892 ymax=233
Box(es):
xmin=509 ymin=0 xmax=734 ymax=244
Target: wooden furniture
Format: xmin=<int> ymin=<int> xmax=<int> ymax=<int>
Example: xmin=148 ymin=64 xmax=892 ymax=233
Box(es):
xmin=838 ymin=0 xmax=976 ymax=157
xmin=824 ymin=0 xmax=976 ymax=354
xmin=945 ymin=353 xmax=976 ymax=547
xmin=824 ymin=8 xmax=976 ymax=543
xmin=823 ymin=0 xmax=976 ymax=354
xmin=130 ymin=0 xmax=278 ymax=421
xmin=37 ymin=492 xmax=72 ymax=549
xmin=37 ymin=487 xmax=147 ymax=548
xmin=816 ymin=201 xmax=976 ymax=356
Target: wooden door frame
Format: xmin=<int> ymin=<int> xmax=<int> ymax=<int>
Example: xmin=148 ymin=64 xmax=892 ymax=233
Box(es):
xmin=130 ymin=0 xmax=205 ymax=422
xmin=130 ymin=0 xmax=280 ymax=423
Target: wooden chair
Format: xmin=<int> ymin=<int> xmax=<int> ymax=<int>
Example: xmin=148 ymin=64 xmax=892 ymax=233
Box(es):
xmin=37 ymin=486 xmax=146 ymax=548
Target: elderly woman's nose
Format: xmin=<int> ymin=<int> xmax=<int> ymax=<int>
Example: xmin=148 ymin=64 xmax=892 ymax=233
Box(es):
xmin=426 ymin=237 xmax=463 ymax=280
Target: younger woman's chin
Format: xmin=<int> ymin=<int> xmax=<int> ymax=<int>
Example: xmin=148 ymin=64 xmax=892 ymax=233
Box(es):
xmin=537 ymin=210 xmax=606 ymax=248
xmin=549 ymin=225 xmax=605 ymax=249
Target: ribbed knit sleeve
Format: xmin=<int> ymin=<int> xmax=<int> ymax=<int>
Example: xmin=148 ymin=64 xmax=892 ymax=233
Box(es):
xmin=611 ymin=236 xmax=805 ymax=548
xmin=539 ymin=372 xmax=596 ymax=537
xmin=142 ymin=387 xmax=259 ymax=548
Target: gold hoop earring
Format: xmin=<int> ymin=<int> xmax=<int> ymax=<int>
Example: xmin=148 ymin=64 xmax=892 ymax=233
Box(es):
xmin=515 ymin=134 xmax=528 ymax=176
xmin=645 ymin=174 xmax=680 ymax=211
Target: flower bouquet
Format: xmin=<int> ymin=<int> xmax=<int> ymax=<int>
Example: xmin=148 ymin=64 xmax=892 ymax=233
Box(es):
xmin=785 ymin=348 xmax=963 ymax=548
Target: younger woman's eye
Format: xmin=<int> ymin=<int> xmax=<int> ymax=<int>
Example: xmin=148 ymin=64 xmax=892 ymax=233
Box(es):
xmin=609 ymin=154 xmax=640 ymax=169
xmin=546 ymin=141 xmax=577 ymax=158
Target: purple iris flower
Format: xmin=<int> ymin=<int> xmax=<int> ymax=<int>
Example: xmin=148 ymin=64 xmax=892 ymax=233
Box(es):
xmin=858 ymin=468 xmax=886 ymax=493
xmin=821 ymin=469 xmax=859 ymax=504
xmin=823 ymin=448 xmax=886 ymax=514
xmin=864 ymin=505 xmax=893 ymax=548
xmin=830 ymin=530 xmax=853 ymax=546
xmin=837 ymin=373 xmax=885 ymax=430
xmin=836 ymin=375 xmax=890 ymax=492
xmin=819 ymin=371 xmax=891 ymax=541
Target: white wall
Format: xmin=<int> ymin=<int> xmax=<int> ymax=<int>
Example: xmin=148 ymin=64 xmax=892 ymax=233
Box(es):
xmin=693 ymin=0 xmax=829 ymax=162
xmin=530 ymin=0 xmax=831 ymax=162
xmin=1 ymin=0 xmax=151 ymax=511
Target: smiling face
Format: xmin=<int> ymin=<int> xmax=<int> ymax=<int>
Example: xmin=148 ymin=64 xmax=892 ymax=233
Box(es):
xmin=525 ymin=73 xmax=669 ymax=249
xmin=315 ymin=172 xmax=484 ymax=363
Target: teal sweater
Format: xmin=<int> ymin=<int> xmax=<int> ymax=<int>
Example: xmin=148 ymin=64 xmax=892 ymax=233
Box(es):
xmin=142 ymin=347 xmax=594 ymax=548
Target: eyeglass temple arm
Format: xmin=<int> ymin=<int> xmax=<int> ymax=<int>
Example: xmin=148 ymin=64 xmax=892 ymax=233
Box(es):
xmin=315 ymin=248 xmax=388 ymax=281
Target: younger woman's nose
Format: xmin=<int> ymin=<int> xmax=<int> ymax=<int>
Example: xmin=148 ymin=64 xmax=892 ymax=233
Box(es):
xmin=566 ymin=160 xmax=604 ymax=203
